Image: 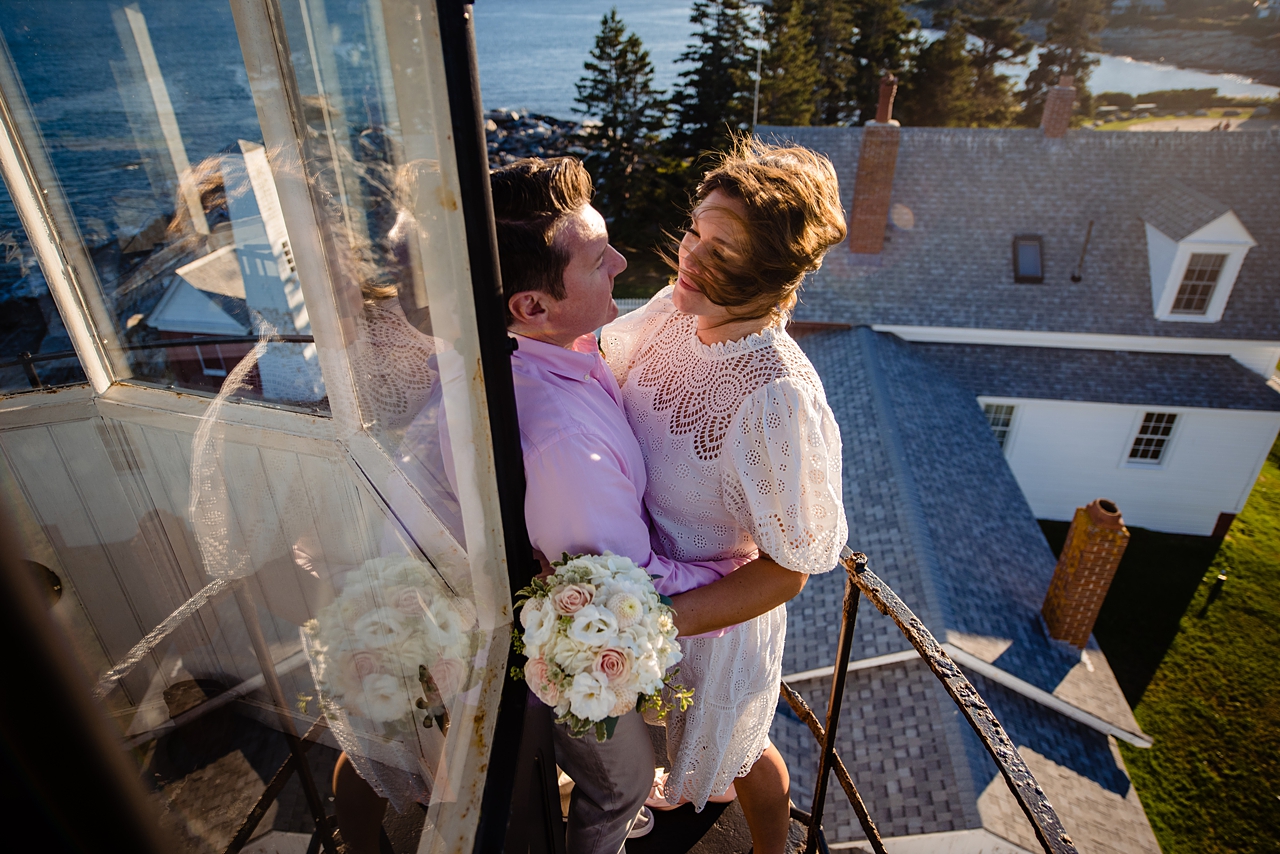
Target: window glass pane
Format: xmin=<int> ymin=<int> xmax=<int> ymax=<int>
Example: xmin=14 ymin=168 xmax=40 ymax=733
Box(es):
xmin=0 ymin=2 xmax=325 ymax=408
xmin=0 ymin=4 xmax=509 ymax=853
xmin=1172 ymin=253 xmax=1226 ymax=314
xmin=1015 ymin=240 xmax=1041 ymax=279
xmin=1129 ymin=411 xmax=1176 ymax=462
xmin=0 ymin=181 xmax=86 ymax=392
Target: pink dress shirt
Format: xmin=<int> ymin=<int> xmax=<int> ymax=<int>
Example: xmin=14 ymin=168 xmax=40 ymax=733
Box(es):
xmin=512 ymin=333 xmax=744 ymax=607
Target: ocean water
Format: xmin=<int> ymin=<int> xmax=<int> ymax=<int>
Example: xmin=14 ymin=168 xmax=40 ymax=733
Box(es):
xmin=0 ymin=0 xmax=1275 ymax=295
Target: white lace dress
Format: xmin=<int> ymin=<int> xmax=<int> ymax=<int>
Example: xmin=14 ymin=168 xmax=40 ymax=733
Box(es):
xmin=601 ymin=287 xmax=847 ymax=809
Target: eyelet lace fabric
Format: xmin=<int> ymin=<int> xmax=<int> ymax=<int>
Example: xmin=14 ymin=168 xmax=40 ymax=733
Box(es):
xmin=602 ymin=289 xmax=847 ymax=809
xmin=351 ymin=300 xmax=438 ymax=447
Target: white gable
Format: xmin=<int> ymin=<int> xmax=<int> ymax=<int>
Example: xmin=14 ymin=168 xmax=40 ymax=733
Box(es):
xmin=148 ymin=279 xmax=248 ymax=336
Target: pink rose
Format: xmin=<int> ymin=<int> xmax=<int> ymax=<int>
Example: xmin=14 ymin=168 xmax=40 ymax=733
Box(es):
xmin=593 ymin=648 xmax=631 ymax=685
xmin=525 ymin=657 xmax=560 ymax=706
xmin=427 ymin=656 xmax=468 ymax=698
xmin=550 ymin=583 xmax=594 ymax=616
xmin=390 ymin=587 xmax=424 ymax=616
xmin=351 ymin=651 xmax=382 ymax=681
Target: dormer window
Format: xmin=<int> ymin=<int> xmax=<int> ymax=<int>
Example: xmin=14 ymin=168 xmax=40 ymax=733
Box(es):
xmin=1143 ymin=182 xmax=1255 ymax=324
xmin=1012 ymin=235 xmax=1044 ymax=284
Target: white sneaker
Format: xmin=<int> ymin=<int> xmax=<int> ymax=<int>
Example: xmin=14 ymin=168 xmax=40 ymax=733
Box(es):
xmin=626 ymin=805 xmax=655 ymax=839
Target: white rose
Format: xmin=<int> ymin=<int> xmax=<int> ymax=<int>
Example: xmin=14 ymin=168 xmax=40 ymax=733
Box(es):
xmin=568 ymin=604 xmax=619 ymax=647
xmin=549 ymin=636 xmax=597 ymax=675
xmin=565 ymin=671 xmax=617 ymax=722
xmin=352 ymin=607 xmax=407 ymax=649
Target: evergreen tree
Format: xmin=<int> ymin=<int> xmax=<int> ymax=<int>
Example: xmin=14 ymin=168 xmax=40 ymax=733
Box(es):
xmin=847 ymin=0 xmax=921 ymax=125
xmin=960 ymin=0 xmax=1034 ymax=126
xmin=757 ymin=0 xmax=822 ymax=126
xmin=896 ymin=21 xmax=975 ymax=126
xmin=805 ymin=0 xmax=857 ymax=125
xmin=574 ymin=9 xmax=669 ymax=240
xmin=1018 ymin=0 xmax=1106 ymax=126
xmin=671 ymin=0 xmax=756 ymax=154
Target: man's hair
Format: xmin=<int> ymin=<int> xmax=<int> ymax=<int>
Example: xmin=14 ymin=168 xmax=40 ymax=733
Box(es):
xmin=490 ymin=157 xmax=593 ymax=323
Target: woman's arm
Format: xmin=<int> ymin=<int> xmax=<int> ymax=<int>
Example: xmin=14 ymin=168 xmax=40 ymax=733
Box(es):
xmin=669 ymin=553 xmax=806 ymax=636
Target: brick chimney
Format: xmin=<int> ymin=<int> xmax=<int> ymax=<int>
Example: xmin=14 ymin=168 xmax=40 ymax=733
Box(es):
xmin=1040 ymin=74 xmax=1076 ymax=139
xmin=848 ymin=75 xmax=900 ymax=256
xmin=1042 ymin=498 xmax=1130 ymax=649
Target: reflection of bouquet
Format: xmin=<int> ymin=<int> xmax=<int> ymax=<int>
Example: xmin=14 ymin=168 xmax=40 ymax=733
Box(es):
xmin=514 ymin=553 xmax=691 ymax=741
xmin=303 ymin=557 xmax=478 ymax=736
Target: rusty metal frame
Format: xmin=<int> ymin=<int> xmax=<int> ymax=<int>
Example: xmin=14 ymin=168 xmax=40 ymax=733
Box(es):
xmin=781 ymin=548 xmax=1079 ymax=854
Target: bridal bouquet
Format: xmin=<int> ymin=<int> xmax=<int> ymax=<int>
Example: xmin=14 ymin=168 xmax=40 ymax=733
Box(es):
xmin=302 ymin=556 xmax=480 ymax=737
xmin=513 ymin=553 xmax=691 ymax=741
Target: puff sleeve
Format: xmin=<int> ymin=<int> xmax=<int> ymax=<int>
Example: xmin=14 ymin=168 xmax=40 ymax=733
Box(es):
xmin=719 ymin=377 xmax=846 ymax=574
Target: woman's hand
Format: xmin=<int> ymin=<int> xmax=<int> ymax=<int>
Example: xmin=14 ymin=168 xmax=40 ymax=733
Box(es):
xmin=668 ymin=554 xmax=807 ymax=637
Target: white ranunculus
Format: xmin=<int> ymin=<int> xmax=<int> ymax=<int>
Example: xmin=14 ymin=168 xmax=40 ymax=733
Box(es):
xmin=565 ymin=671 xmax=617 ymax=721
xmin=523 ymin=598 xmax=558 ymax=648
xmin=568 ymin=604 xmax=619 ymax=647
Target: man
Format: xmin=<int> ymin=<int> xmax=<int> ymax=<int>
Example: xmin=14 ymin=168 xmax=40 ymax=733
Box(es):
xmin=492 ymin=157 xmax=809 ymax=854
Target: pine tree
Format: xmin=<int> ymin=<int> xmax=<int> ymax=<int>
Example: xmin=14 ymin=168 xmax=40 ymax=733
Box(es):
xmin=1018 ymin=0 xmax=1106 ymax=127
xmin=847 ymin=0 xmax=921 ymax=125
xmin=805 ymin=0 xmax=857 ymax=125
xmin=897 ymin=22 xmax=975 ymax=126
xmin=757 ymin=0 xmax=822 ymax=126
xmin=671 ymin=0 xmax=756 ymax=155
xmin=574 ymin=9 xmax=669 ymax=238
xmin=960 ymin=0 xmax=1034 ymax=127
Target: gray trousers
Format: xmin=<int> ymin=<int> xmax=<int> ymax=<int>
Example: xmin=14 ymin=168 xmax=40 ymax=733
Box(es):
xmin=552 ymin=710 xmax=655 ymax=854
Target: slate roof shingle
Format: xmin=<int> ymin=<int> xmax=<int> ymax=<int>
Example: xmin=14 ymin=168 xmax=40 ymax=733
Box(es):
xmin=762 ymin=127 xmax=1280 ymax=341
xmin=915 ymin=343 xmax=1280 ymax=411
xmin=776 ymin=329 xmax=1157 ymax=850
xmin=1140 ymin=179 xmax=1232 ymax=242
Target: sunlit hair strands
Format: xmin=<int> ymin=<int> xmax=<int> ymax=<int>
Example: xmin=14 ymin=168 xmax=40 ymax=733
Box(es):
xmin=666 ymin=138 xmax=847 ymax=324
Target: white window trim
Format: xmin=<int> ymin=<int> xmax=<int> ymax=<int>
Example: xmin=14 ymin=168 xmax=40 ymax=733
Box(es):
xmin=1121 ymin=409 xmax=1182 ymax=468
xmin=1146 ymin=212 xmax=1256 ymax=324
xmin=977 ymin=396 xmax=1020 ymax=457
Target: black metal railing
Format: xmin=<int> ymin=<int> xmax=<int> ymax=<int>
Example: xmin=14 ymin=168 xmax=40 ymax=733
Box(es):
xmin=0 ymin=335 xmax=315 ymax=389
xmin=781 ymin=548 xmax=1078 ymax=854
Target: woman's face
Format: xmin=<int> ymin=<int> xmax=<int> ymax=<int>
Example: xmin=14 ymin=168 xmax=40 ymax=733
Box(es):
xmin=673 ymin=189 xmax=747 ymax=321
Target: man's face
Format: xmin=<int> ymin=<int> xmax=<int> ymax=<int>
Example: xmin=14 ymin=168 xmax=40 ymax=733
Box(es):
xmin=537 ymin=205 xmax=626 ymax=345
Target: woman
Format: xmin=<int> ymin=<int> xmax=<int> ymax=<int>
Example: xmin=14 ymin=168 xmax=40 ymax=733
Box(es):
xmin=601 ymin=140 xmax=848 ymax=854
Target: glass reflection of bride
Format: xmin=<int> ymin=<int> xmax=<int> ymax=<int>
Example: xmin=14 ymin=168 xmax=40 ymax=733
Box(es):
xmin=174 ymin=149 xmax=481 ymax=849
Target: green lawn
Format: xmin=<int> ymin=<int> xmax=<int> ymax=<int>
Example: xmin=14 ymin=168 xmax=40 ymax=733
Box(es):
xmin=1052 ymin=438 xmax=1280 ymax=852
xmin=1094 ymin=107 xmax=1262 ymax=131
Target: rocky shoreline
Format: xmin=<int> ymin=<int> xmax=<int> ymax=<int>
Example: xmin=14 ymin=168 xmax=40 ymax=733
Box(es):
xmin=484 ymin=110 xmax=592 ymax=168
xmin=1100 ymin=27 xmax=1280 ymax=89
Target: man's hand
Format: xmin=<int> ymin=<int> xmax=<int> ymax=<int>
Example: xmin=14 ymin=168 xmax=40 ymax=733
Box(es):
xmin=532 ymin=549 xmax=555 ymax=579
xmin=668 ymin=554 xmax=807 ymax=637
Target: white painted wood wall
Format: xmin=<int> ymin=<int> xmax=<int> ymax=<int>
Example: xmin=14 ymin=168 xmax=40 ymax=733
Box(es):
xmin=0 ymin=385 xmax=406 ymax=729
xmin=981 ymin=395 xmax=1280 ymax=535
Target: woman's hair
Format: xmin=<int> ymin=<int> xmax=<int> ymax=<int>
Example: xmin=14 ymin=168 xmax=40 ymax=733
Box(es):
xmin=670 ymin=138 xmax=847 ymax=323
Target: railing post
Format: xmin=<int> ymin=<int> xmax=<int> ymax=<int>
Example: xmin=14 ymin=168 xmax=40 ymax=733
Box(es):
xmin=19 ymin=351 xmax=40 ymax=388
xmin=804 ymin=552 xmax=866 ymax=854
